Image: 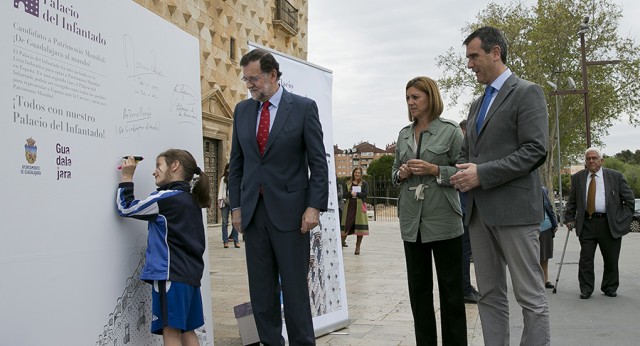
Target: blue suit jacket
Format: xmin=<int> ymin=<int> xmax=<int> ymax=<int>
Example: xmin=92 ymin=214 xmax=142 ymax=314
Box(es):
xmin=228 ymin=88 xmax=328 ymax=231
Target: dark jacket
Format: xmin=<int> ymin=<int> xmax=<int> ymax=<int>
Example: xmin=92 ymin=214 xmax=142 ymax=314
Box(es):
xmin=228 ymin=88 xmax=328 ymax=231
xmin=564 ymin=168 xmax=635 ymax=238
xmin=116 ymin=181 xmax=205 ymax=287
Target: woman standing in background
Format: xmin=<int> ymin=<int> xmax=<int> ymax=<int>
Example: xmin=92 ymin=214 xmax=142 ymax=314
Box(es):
xmin=540 ymin=186 xmax=558 ymax=288
xmin=218 ymin=163 xmax=240 ymax=248
xmin=341 ymin=167 xmax=369 ymax=255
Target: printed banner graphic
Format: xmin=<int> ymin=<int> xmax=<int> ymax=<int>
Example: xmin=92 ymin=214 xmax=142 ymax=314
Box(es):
xmin=1 ymin=1 xmax=213 ymax=344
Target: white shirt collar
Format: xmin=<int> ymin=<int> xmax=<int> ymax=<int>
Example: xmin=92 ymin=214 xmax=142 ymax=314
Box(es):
xmin=488 ymin=68 xmax=512 ymax=92
xmin=262 ymin=85 xmax=283 ymax=108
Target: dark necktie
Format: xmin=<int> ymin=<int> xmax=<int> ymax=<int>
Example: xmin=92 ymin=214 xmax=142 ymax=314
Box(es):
xmin=587 ymin=173 xmax=596 ymax=216
xmin=257 ymin=101 xmax=270 ymax=155
xmin=476 ymin=85 xmax=497 ymax=133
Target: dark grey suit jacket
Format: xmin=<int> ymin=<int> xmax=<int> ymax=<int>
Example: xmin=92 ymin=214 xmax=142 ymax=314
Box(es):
xmin=564 ymin=168 xmax=635 ymax=238
xmin=459 ymin=73 xmax=549 ymax=226
xmin=228 ymin=88 xmax=328 ymax=231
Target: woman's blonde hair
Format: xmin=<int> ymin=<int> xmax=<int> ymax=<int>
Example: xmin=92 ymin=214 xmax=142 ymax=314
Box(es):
xmin=406 ymin=76 xmax=444 ymax=122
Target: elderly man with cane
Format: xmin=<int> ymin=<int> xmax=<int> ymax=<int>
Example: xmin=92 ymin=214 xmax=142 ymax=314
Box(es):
xmin=564 ymin=147 xmax=634 ymax=299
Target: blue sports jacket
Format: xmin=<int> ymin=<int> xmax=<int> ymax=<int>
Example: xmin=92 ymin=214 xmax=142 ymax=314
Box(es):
xmin=116 ymin=181 xmax=205 ymax=287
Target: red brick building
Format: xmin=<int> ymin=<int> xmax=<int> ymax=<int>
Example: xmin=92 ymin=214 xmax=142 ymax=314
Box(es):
xmin=334 ymin=141 xmax=395 ymax=177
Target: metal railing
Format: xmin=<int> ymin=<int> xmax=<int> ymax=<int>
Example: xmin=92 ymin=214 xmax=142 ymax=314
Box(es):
xmin=368 ymin=197 xmax=398 ymax=222
xmin=368 ymin=178 xmax=399 ymax=222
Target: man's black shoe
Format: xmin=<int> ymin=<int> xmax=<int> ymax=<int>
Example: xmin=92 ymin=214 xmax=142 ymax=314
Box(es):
xmin=580 ymin=292 xmax=592 ymax=299
xmin=464 ymin=289 xmax=480 ymax=304
xmin=604 ymin=291 xmax=617 ymax=297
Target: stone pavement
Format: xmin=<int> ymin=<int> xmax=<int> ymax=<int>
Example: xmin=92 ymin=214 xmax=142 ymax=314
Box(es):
xmin=208 ymin=221 xmax=640 ymax=345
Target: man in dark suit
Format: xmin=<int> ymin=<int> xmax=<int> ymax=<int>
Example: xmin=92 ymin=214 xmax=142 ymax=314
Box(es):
xmin=451 ymin=26 xmax=550 ymax=345
xmin=564 ymin=147 xmax=634 ymax=299
xmin=229 ymin=48 xmax=328 ymax=345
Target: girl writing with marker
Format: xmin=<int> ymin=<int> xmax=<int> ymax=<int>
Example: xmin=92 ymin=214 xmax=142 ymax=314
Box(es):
xmin=116 ymin=149 xmax=210 ymax=346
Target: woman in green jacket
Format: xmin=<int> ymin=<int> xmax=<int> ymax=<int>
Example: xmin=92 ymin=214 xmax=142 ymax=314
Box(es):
xmin=392 ymin=76 xmax=466 ymax=345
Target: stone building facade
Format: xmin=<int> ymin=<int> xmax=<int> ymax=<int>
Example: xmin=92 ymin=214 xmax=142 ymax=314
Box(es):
xmin=134 ymin=0 xmax=309 ymax=223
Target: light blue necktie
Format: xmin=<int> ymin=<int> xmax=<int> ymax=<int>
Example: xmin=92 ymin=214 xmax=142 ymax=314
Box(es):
xmin=476 ymin=86 xmax=496 ymax=133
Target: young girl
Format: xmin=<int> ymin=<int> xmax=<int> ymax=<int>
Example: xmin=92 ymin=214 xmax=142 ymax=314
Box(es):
xmin=116 ymin=149 xmax=210 ymax=346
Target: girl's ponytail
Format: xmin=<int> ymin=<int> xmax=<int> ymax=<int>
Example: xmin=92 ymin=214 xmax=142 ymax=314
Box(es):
xmin=191 ymin=166 xmax=211 ymax=208
xmin=158 ymin=149 xmax=211 ymax=208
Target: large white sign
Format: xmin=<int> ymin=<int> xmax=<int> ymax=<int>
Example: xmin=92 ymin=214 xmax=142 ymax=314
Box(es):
xmin=247 ymin=43 xmax=350 ymax=338
xmin=1 ymin=1 xmax=213 ymax=344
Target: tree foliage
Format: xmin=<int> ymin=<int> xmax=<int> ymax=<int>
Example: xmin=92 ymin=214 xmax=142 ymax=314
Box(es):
xmin=435 ymin=0 xmax=640 ymax=191
xmin=613 ymin=149 xmax=640 ymax=165
xmin=366 ymin=155 xmax=395 ymax=180
xmin=605 ymin=156 xmax=640 ymax=197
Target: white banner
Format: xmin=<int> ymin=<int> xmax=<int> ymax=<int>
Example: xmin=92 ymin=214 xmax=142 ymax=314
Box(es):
xmin=247 ymin=43 xmax=350 ymax=337
xmin=1 ymin=1 xmax=213 ymax=345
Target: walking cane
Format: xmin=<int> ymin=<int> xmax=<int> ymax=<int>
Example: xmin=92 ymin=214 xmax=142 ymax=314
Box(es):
xmin=552 ymin=226 xmax=572 ymax=294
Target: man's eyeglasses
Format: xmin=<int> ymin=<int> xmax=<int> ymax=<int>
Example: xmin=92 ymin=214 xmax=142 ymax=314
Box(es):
xmin=241 ymin=72 xmax=267 ymax=84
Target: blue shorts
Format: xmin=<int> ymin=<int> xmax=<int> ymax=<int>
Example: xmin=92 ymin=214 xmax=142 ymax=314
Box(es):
xmin=151 ymin=280 xmax=204 ymax=335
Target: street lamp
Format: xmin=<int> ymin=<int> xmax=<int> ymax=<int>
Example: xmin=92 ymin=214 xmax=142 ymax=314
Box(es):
xmin=577 ymin=16 xmax=622 ymax=147
xmin=546 ymin=78 xmax=574 ymax=223
xmin=551 ymin=16 xmax=621 ymax=148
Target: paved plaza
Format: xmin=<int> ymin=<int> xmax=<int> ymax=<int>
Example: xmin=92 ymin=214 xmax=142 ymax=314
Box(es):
xmin=208 ymin=221 xmax=640 ymax=345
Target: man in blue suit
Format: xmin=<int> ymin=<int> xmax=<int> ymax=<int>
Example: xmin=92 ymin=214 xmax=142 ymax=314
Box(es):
xmin=229 ymin=48 xmax=328 ymax=345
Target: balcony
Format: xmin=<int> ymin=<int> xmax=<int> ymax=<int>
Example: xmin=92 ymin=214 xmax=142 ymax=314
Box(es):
xmin=274 ymin=0 xmax=298 ymax=36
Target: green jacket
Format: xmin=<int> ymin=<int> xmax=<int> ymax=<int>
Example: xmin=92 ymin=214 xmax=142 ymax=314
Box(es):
xmin=392 ymin=118 xmax=463 ymax=242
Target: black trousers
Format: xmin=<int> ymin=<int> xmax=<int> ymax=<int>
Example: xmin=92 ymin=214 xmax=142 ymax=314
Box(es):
xmin=404 ymin=233 xmax=467 ymax=346
xmin=245 ymin=197 xmax=315 ymax=346
xmin=461 ymin=218 xmax=473 ymax=295
xmin=578 ymin=216 xmax=622 ymax=294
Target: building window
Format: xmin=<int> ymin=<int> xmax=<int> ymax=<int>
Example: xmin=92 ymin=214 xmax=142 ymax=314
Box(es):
xmin=274 ymin=0 xmax=298 ymax=36
xmin=229 ymin=37 xmax=236 ymax=61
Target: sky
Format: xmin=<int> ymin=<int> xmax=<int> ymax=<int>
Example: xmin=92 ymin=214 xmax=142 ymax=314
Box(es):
xmin=307 ymin=0 xmax=640 ymax=157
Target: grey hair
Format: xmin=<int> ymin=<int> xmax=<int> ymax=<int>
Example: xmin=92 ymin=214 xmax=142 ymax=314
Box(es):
xmin=585 ymin=147 xmax=603 ymax=159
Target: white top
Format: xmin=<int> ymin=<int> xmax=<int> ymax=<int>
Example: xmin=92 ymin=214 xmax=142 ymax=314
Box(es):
xmin=218 ymin=177 xmax=228 ymax=201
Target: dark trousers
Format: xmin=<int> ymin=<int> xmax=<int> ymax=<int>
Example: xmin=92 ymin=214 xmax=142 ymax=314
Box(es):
xmin=461 ymin=220 xmax=473 ymax=295
xmin=579 ymin=216 xmax=622 ymax=294
xmin=403 ymin=233 xmax=467 ymax=346
xmin=245 ymin=197 xmax=315 ymax=346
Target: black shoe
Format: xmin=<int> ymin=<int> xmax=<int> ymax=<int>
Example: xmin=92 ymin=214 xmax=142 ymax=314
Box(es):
xmin=342 ymin=242 xmax=348 ymax=247
xmin=580 ymin=291 xmax=592 ymax=299
xmin=464 ymin=289 xmax=480 ymax=304
xmin=545 ymin=282 xmax=555 ymax=289
xmin=604 ymin=291 xmax=617 ymax=297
